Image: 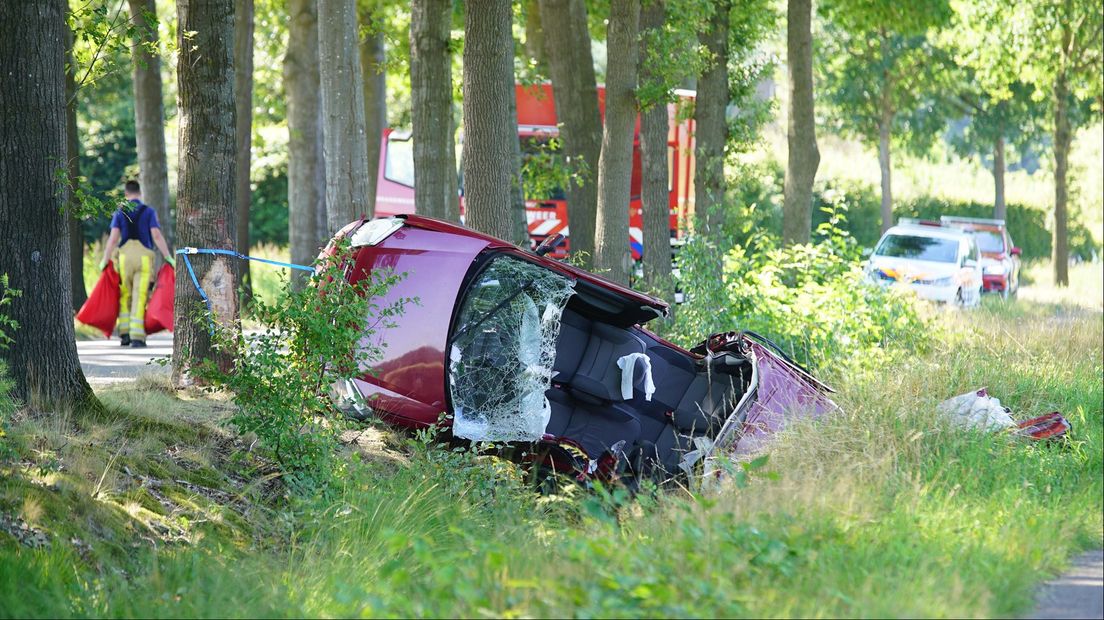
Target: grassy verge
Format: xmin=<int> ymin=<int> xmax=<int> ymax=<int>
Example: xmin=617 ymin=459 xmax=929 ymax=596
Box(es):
xmin=4 ymin=265 xmax=1101 ymax=618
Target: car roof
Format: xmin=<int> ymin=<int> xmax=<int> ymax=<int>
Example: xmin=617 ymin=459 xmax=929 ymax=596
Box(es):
xmin=883 ymin=225 xmax=972 ymax=242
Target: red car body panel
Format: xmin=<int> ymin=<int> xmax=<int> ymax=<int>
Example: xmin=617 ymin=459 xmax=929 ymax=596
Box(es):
xmin=340 ymin=216 xmax=835 ymax=465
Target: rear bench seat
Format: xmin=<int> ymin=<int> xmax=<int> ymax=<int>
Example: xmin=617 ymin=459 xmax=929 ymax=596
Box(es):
xmin=546 ymin=309 xmax=746 ymax=468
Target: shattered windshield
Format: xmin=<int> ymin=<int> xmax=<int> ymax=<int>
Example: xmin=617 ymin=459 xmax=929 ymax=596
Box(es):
xmin=449 ymin=255 xmax=575 ymax=442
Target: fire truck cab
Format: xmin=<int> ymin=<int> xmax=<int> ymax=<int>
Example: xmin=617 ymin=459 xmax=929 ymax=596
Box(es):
xmin=373 ymin=83 xmax=696 ymax=260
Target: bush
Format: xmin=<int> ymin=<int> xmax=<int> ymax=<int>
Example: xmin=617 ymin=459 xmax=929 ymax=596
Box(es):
xmin=671 ymin=199 xmax=930 ymax=371
xmin=194 ymin=243 xmax=409 ymax=492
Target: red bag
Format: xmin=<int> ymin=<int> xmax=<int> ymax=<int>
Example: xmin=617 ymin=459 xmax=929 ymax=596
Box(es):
xmin=76 ymin=263 xmax=121 ymax=338
xmin=144 ymin=264 xmax=175 ymax=334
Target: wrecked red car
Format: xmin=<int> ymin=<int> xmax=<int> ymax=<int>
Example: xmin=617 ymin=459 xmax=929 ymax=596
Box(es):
xmin=333 ymin=215 xmax=836 ymax=482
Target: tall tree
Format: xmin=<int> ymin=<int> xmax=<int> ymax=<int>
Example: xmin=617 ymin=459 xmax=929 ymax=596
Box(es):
xmin=968 ymin=0 xmax=1102 ymax=285
xmin=173 ymin=0 xmax=238 ymax=385
xmin=820 ymin=0 xmax=952 ymax=233
xmin=462 ymin=0 xmax=520 ymax=241
xmin=127 ymin=0 xmax=172 ymax=245
xmin=782 ymin=0 xmax=820 ymax=245
xmin=523 ymin=0 xmax=547 ymax=72
xmin=539 ymin=0 xmax=602 ymax=266
xmin=0 ymin=0 xmax=97 ymax=410
xmin=65 ymin=25 xmax=88 ymax=310
xmin=235 ymin=0 xmax=255 ymax=303
xmin=285 ymin=0 xmax=327 ymax=287
xmin=319 ymin=0 xmax=371 ymax=233
xmin=594 ymin=0 xmax=641 ymax=285
xmin=410 ymin=0 xmax=460 ymax=221
xmin=693 ymin=0 xmax=730 ymax=235
xmin=944 ymin=82 xmax=1045 ymax=220
xmin=637 ymin=0 xmax=710 ymax=303
xmin=360 ymin=1 xmax=386 ymax=216
xmin=506 ymin=83 xmax=531 ymax=245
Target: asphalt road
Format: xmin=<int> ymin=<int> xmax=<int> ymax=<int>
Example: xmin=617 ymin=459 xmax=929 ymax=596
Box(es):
xmin=77 ymin=332 xmax=172 ymax=384
xmin=1028 ymin=549 xmax=1104 ymax=620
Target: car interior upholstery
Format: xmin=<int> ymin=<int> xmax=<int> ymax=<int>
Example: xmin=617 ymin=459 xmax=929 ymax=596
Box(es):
xmin=546 ymin=306 xmax=752 ymax=475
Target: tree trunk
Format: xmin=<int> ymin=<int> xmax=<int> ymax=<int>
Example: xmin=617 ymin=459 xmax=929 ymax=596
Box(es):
xmin=65 ymin=25 xmax=87 ymax=310
xmin=285 ymin=0 xmax=326 ymax=289
xmin=539 ymin=0 xmax=602 ymax=266
xmin=127 ymin=0 xmax=172 ymax=245
xmin=1052 ymin=69 xmax=1071 ymax=286
xmin=782 ymin=0 xmax=819 ymax=246
xmin=173 ymin=0 xmax=238 ymax=386
xmin=318 ymin=0 xmax=371 ymax=233
xmin=638 ymin=0 xmax=674 ymax=304
xmin=993 ymin=134 xmax=1006 ymax=221
xmin=506 ymin=84 xmax=531 ymax=246
xmin=524 ymin=0 xmax=546 ymax=71
xmin=594 ymin=0 xmax=640 ymax=286
xmin=411 ymin=0 xmax=459 ymax=220
xmin=360 ymin=10 xmax=385 ymax=215
xmin=694 ymin=0 xmax=730 ymax=235
xmin=0 ymin=0 xmax=97 ymax=410
xmin=462 ymin=0 xmax=519 ymax=241
xmin=877 ymin=111 xmax=893 ymax=233
xmin=234 ymin=0 xmax=254 ymax=305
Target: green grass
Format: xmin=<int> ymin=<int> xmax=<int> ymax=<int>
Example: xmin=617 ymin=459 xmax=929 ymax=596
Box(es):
xmin=4 ymin=264 xmax=1101 ymax=618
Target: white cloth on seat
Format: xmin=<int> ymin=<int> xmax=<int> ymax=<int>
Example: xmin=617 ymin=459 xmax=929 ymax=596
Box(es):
xmin=617 ymin=352 xmax=655 ymax=401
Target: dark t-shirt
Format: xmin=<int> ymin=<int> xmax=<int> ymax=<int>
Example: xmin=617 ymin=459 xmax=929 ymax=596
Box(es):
xmin=110 ymin=200 xmax=160 ymax=250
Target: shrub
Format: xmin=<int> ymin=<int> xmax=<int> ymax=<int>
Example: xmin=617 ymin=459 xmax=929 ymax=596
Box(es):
xmin=671 ymin=199 xmax=930 ymax=371
xmin=194 ymin=243 xmax=409 ymax=492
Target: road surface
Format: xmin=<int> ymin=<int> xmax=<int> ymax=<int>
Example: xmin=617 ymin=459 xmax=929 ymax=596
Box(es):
xmin=77 ymin=332 xmax=172 ymax=384
xmin=1027 ymin=549 xmax=1104 ymax=620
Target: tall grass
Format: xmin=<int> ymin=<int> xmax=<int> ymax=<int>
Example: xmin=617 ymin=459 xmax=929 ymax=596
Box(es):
xmin=5 ymin=264 xmax=1101 ymax=618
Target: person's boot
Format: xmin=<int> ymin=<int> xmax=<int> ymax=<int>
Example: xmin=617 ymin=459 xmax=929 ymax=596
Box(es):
xmin=130 ymin=339 xmax=147 ymax=348
xmin=120 ymin=334 xmax=131 ymax=346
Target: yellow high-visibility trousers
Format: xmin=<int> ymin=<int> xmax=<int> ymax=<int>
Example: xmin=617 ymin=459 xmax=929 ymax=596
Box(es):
xmin=114 ymin=239 xmax=155 ymax=340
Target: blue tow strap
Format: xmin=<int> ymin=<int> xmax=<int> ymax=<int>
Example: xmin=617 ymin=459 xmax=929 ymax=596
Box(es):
xmin=176 ymin=247 xmax=314 ymax=334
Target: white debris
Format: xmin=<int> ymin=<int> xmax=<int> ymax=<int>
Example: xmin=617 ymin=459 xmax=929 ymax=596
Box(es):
xmin=616 ymin=352 xmax=655 ymax=401
xmin=937 ymin=389 xmax=1016 ymax=431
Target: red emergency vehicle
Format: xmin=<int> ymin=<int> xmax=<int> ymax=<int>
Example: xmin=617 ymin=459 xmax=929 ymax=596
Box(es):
xmin=373 ymin=84 xmax=696 ymax=260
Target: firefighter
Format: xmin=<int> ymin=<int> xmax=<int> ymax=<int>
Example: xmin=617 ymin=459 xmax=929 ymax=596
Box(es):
xmin=98 ymin=180 xmax=175 ymax=348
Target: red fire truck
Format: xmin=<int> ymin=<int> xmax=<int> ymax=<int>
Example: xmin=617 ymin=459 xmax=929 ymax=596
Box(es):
xmin=373 ymin=83 xmax=696 ymax=260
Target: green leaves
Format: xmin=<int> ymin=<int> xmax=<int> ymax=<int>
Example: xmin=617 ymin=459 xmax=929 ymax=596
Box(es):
xmin=193 ymin=241 xmax=408 ymax=494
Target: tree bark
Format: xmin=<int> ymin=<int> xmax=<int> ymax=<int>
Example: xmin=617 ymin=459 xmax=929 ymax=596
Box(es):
xmin=1052 ymin=68 xmax=1071 ymax=286
xmin=594 ymin=0 xmax=640 ymax=286
xmin=360 ymin=8 xmax=386 ymax=215
xmin=0 ymin=0 xmax=97 ymax=410
xmin=877 ymin=109 xmax=893 ymax=233
xmin=993 ymin=134 xmax=1006 ymax=221
xmin=524 ymin=0 xmax=546 ymax=71
xmin=65 ymin=25 xmax=87 ymax=310
xmin=234 ymin=0 xmax=254 ymax=305
xmin=173 ymin=0 xmax=239 ymax=386
xmin=286 ymin=0 xmax=326 ymax=289
xmin=694 ymin=0 xmax=730 ymax=235
xmin=411 ymin=0 xmax=459 ymax=221
xmin=782 ymin=0 xmax=819 ymax=245
xmin=506 ymin=84 xmax=530 ymax=246
xmin=638 ymin=1 xmax=674 ymax=304
xmin=462 ymin=0 xmax=520 ymax=242
xmin=318 ymin=0 xmax=371 ymax=233
xmin=539 ymin=0 xmax=602 ymax=266
xmin=127 ymin=0 xmax=172 ymax=245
